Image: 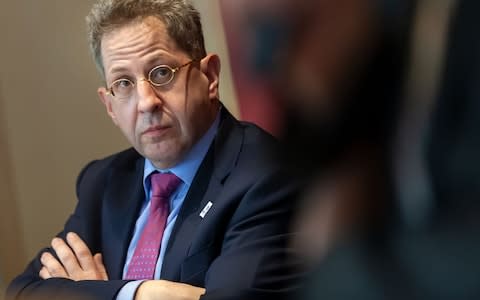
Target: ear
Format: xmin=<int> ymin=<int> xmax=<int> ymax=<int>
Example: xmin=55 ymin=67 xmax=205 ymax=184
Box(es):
xmin=97 ymin=87 xmax=119 ymax=126
xmin=200 ymin=54 xmax=221 ymax=100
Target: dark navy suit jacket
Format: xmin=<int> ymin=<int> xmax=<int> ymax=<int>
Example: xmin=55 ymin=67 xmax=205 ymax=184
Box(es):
xmin=7 ymin=108 xmax=300 ymax=300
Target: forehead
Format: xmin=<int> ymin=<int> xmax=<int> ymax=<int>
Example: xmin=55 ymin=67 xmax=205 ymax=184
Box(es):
xmin=100 ymin=16 xmax=183 ymax=74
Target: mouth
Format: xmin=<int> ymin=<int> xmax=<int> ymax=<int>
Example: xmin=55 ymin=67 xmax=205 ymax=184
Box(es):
xmin=142 ymin=125 xmax=171 ymax=137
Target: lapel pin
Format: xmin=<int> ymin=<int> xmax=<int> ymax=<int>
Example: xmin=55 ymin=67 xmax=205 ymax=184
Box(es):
xmin=199 ymin=201 xmax=213 ymax=219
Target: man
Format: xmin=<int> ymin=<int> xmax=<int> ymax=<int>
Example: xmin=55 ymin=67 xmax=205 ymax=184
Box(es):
xmin=6 ymin=1 xmax=299 ymax=299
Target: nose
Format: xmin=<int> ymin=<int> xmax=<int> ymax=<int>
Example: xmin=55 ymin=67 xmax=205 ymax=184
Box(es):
xmin=136 ymin=78 xmax=163 ymax=113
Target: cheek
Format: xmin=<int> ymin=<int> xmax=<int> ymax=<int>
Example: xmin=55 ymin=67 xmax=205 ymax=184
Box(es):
xmin=165 ymin=75 xmax=214 ymax=143
xmin=112 ymin=106 xmax=138 ymax=137
xmin=173 ymin=111 xmax=192 ymax=142
xmin=179 ymin=107 xmax=210 ymax=146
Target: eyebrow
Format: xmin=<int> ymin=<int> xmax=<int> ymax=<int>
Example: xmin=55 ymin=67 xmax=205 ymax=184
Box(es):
xmin=145 ymin=55 xmax=177 ymax=67
xmin=108 ymin=66 xmax=130 ymax=76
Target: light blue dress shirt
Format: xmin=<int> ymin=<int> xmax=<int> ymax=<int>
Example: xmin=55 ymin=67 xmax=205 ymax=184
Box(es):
xmin=117 ymin=112 xmax=220 ymax=299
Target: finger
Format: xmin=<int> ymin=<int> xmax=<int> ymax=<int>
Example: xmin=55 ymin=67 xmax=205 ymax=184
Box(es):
xmin=66 ymin=232 xmax=95 ymax=271
xmin=51 ymin=237 xmax=81 ymax=276
xmin=40 ymin=252 xmax=68 ymax=278
xmin=39 ymin=266 xmax=51 ymax=279
xmin=94 ymin=253 xmax=109 ymax=280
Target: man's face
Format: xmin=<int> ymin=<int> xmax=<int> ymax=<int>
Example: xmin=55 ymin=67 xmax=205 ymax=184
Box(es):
xmin=98 ymin=16 xmax=220 ymax=169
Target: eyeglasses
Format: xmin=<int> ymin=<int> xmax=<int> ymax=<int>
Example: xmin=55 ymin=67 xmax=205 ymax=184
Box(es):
xmin=106 ymin=60 xmax=195 ymax=100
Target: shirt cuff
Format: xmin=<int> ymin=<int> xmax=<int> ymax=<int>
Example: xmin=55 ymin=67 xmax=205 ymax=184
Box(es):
xmin=116 ymin=280 xmax=145 ymax=300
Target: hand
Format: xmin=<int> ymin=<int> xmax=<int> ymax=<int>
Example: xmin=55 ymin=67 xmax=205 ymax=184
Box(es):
xmin=39 ymin=232 xmax=108 ymax=281
xmin=135 ymin=280 xmax=206 ymax=300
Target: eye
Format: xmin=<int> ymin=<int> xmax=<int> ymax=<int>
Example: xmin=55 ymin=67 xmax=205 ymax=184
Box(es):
xmin=113 ymin=79 xmax=133 ymax=89
xmin=111 ymin=78 xmax=134 ymax=98
xmin=149 ymin=66 xmax=173 ymax=85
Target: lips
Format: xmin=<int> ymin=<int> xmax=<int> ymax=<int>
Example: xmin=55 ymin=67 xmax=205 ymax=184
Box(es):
xmin=142 ymin=125 xmax=171 ymax=136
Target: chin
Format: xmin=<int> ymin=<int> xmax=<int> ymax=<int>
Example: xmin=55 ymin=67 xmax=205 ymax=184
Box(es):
xmin=144 ymin=149 xmax=181 ymax=169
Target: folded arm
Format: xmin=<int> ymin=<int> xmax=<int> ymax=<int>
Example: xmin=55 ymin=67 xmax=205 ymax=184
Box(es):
xmin=39 ymin=232 xmax=205 ymax=300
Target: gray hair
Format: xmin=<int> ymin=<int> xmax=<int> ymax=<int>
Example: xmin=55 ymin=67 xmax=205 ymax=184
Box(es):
xmin=86 ymin=0 xmax=207 ymax=77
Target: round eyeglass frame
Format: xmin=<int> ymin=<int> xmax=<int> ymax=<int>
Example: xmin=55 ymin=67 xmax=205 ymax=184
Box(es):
xmin=106 ymin=60 xmax=196 ymax=98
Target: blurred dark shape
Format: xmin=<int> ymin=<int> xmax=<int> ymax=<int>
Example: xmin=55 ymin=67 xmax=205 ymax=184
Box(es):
xmin=280 ymin=0 xmax=411 ymax=177
xmin=277 ymin=0 xmax=415 ymax=257
xmin=279 ymin=0 xmax=480 ymax=298
xmin=426 ymin=0 xmax=480 ymax=220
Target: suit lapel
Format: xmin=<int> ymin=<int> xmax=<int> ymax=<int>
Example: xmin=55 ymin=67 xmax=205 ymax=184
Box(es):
xmin=160 ymin=145 xmax=215 ymax=280
xmin=161 ymin=107 xmax=244 ymax=280
xmin=102 ymin=150 xmax=145 ymax=279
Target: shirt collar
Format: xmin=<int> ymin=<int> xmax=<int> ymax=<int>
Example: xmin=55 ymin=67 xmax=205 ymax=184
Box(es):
xmin=143 ymin=109 xmax=221 ymax=188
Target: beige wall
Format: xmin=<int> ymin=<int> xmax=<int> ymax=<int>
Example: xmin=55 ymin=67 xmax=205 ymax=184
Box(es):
xmin=0 ymin=0 xmax=236 ymax=291
xmin=0 ymin=1 xmax=127 ymax=289
xmin=0 ymin=83 xmax=25 ymax=290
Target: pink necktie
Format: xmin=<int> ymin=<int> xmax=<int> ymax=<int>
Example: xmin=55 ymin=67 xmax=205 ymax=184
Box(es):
xmin=125 ymin=172 xmax=181 ymax=280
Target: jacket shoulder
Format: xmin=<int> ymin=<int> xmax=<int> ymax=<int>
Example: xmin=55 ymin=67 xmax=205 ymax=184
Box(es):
xmin=75 ymin=148 xmax=141 ymax=196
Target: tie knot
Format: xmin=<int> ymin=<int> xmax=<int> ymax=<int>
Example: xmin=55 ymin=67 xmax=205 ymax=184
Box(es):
xmin=150 ymin=172 xmax=181 ymax=199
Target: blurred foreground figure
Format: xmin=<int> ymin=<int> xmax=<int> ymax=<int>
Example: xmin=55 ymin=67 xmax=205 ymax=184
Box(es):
xmin=287 ymin=0 xmax=480 ymax=298
xmin=223 ymin=0 xmax=480 ymax=299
